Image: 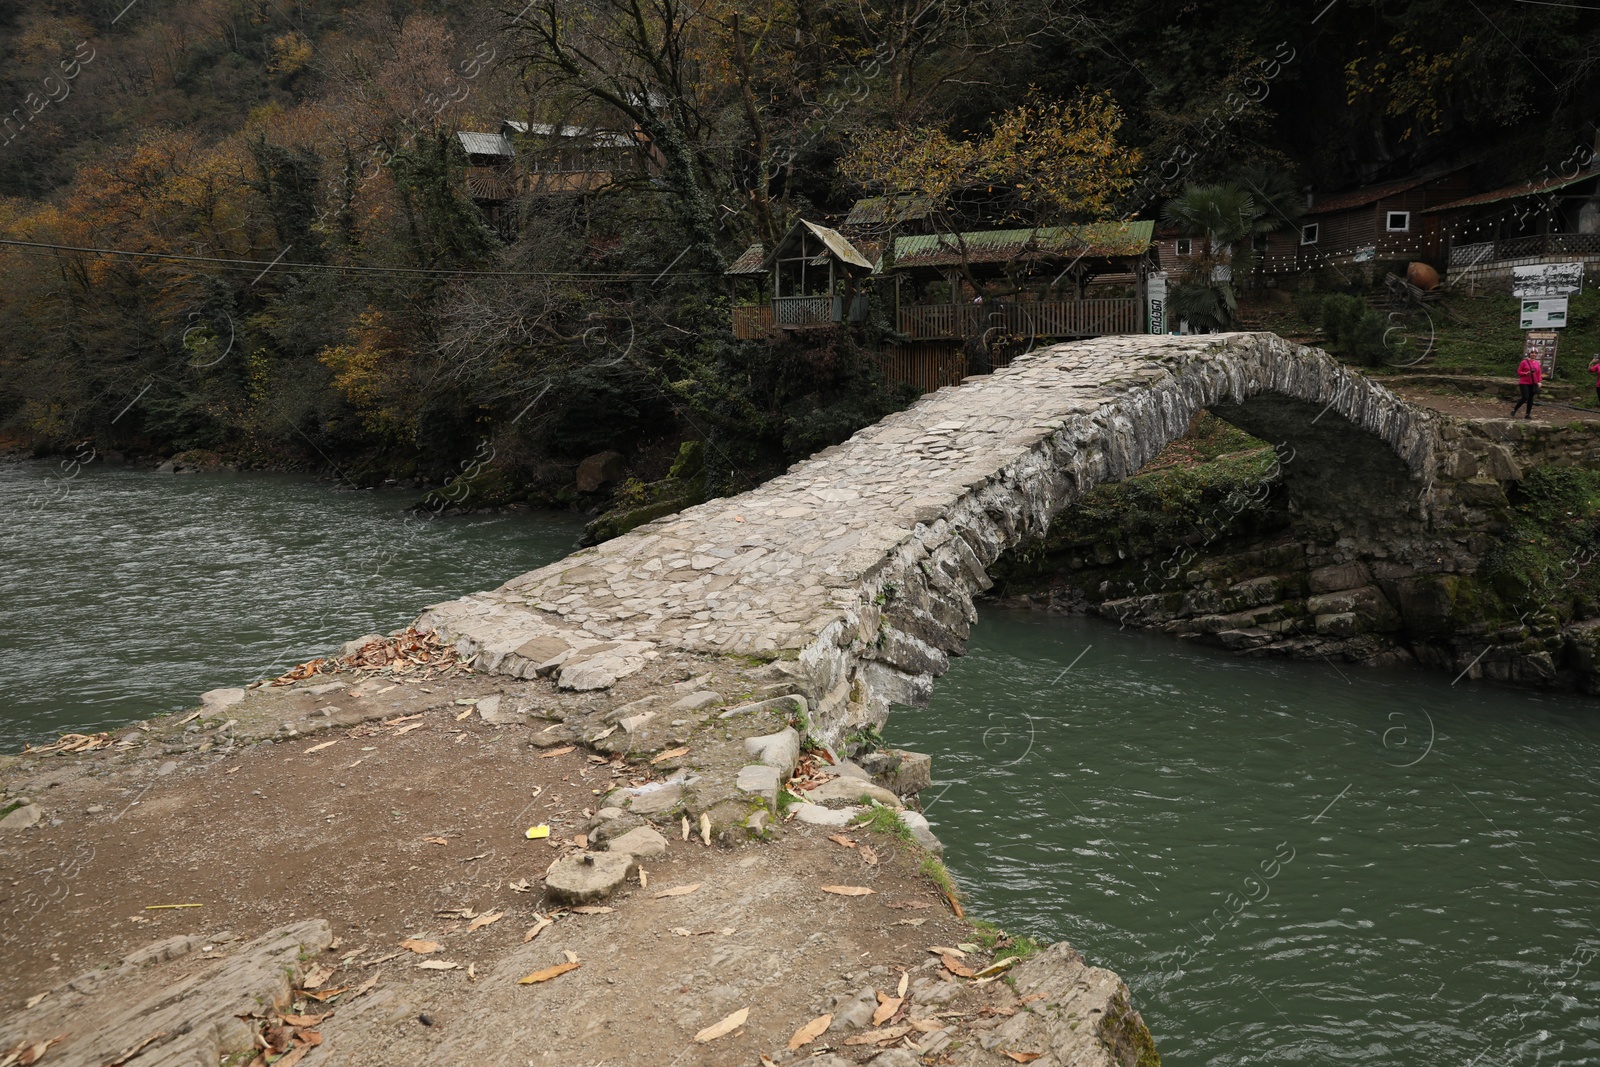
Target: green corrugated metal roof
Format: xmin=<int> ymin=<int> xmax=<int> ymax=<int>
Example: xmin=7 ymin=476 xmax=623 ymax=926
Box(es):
xmin=885 ymin=222 xmax=1154 ymax=270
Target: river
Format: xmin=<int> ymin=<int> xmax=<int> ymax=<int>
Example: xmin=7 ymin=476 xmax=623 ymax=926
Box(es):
xmin=4 ymin=464 xmax=1596 ymax=1062
xmin=0 ymin=461 xmax=583 ymax=751
xmin=886 ymin=609 xmax=1600 ymax=1065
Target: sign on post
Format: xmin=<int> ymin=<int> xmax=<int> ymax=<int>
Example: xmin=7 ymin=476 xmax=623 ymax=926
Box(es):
xmin=1524 ymin=331 xmax=1559 ymax=378
xmin=1520 ymin=297 xmax=1569 ymax=329
xmin=1512 ymin=263 xmax=1583 ymax=298
xmin=1147 ymin=272 xmax=1167 ymax=334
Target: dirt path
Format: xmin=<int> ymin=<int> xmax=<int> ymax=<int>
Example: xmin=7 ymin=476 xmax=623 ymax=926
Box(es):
xmin=1 ymin=674 xmax=1153 ymax=1067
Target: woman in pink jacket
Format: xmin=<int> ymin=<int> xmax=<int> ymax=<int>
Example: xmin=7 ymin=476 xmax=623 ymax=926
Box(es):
xmin=1590 ymin=355 xmax=1600 ymax=407
xmin=1512 ymin=354 xmax=1544 ymax=419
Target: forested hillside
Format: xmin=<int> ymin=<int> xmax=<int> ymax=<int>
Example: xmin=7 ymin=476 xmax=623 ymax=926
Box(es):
xmin=1 ymin=0 xmax=1595 ymax=498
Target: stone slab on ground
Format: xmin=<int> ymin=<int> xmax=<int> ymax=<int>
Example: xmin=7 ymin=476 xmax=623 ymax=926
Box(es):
xmin=0 ymin=919 xmax=330 ymax=1067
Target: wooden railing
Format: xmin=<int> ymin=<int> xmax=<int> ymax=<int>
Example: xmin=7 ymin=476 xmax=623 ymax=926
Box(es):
xmin=731 ymin=304 xmax=774 ymax=340
xmin=1449 ymin=234 xmax=1600 ymax=267
xmin=897 ymin=299 xmax=1140 ymax=340
xmin=772 ymin=295 xmax=835 ymax=327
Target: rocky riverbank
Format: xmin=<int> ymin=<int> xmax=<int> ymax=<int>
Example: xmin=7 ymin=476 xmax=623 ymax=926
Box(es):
xmin=0 ymin=637 xmax=1158 ymax=1067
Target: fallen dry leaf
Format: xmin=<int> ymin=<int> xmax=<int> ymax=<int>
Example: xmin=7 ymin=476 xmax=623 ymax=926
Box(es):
xmin=681 ymin=816 xmax=690 ymax=841
xmin=23 ymin=992 xmax=48 ymax=1009
xmin=908 ymin=1018 xmax=943 ymax=1033
xmin=859 ymin=845 xmax=879 ymax=867
xmin=393 ymin=722 xmax=426 ymax=737
xmin=787 ymin=1013 xmax=832 ymax=1049
xmin=454 ymin=707 xmax=474 ymax=721
xmin=1002 ymin=1053 xmax=1043 ymax=1063
xmin=699 ymin=812 xmax=711 ymax=847
xmin=897 ymin=971 xmax=909 ymax=998
xmin=563 ymin=950 xmax=580 ymax=964
xmin=571 ymin=834 xmax=588 ymax=848
xmin=826 ymin=834 xmax=857 ymax=848
xmin=844 ymin=1025 xmax=910 ymax=1046
xmin=941 ymin=954 xmax=976 ymax=979
xmin=873 ymin=995 xmax=903 ymax=1026
xmin=416 ymin=960 xmax=459 ymax=971
xmin=929 ymin=945 xmax=967 ymax=958
xmin=973 ymin=956 xmax=1021 ymax=979
xmin=517 ymin=961 xmax=580 ymax=984
xmin=538 ymin=746 xmax=575 ymax=758
xmin=654 ymin=882 xmax=701 ymax=898
xmin=350 ymin=971 xmax=381 ymax=999
xmin=303 ymin=739 xmax=339 ymax=754
xmin=300 ymin=986 xmax=351 ymax=1002
xmin=650 ymin=746 xmax=689 ymax=765
xmin=423 ymin=836 xmax=448 ymax=846
xmin=1018 ymin=993 xmax=1047 ymax=1005
xmin=820 ymin=885 xmax=874 ymax=897
xmin=893 ymin=917 xmax=928 ymax=927
xmin=278 ymin=1013 xmax=330 ymax=1026
xmin=299 ymin=964 xmax=334 ymax=989
xmin=693 ymin=1007 xmax=749 ymax=1043
xmin=639 ymin=868 xmax=649 ymax=888
xmin=384 ymin=713 xmax=422 ymax=725
xmin=467 ymin=910 xmax=505 ymax=931
xmin=522 ymin=916 xmax=552 ymax=943
xmin=570 ymin=906 xmax=614 ymax=914
xmin=400 ymin=939 xmax=442 ymax=954
xmin=509 ymin=879 xmax=535 ymax=893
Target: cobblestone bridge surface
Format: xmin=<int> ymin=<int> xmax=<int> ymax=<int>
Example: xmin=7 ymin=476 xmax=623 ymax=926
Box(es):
xmin=420 ymin=332 xmax=1445 ymax=742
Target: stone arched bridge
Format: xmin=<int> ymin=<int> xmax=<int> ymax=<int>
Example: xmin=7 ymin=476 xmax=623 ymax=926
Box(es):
xmin=421 ymin=332 xmax=1502 ymax=741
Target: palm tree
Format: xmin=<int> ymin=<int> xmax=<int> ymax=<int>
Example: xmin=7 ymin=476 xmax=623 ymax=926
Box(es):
xmin=1161 ymin=173 xmax=1300 ymax=331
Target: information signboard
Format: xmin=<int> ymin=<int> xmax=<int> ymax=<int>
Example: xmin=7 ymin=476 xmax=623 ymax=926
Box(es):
xmin=1520 ymin=297 xmax=1569 ymax=329
xmin=1512 ymin=263 xmax=1583 ymax=298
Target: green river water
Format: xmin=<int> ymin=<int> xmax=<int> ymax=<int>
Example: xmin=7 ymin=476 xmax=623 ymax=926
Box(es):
xmin=3 ymin=463 xmax=1597 ymax=1062
xmin=886 ymin=610 xmax=1600 ymax=1065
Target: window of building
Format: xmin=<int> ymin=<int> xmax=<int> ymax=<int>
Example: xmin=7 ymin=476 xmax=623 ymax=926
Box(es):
xmin=1386 ymin=211 xmax=1411 ymax=232
xmin=1175 ymin=238 xmax=1192 ymax=256
xmin=1300 ymin=223 xmax=1319 ymax=245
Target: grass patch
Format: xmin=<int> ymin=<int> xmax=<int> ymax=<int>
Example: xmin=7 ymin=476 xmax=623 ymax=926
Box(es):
xmin=852 ymin=802 xmax=916 ymax=844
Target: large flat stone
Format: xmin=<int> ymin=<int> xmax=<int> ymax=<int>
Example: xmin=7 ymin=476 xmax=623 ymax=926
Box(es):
xmin=544 ymin=852 xmax=637 ymax=904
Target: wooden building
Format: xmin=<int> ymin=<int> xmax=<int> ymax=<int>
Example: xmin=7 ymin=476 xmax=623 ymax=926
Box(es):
xmin=1256 ymin=170 xmax=1469 ymax=277
xmin=727 ymin=221 xmax=875 ymax=339
xmin=1429 ymin=169 xmax=1600 ymax=287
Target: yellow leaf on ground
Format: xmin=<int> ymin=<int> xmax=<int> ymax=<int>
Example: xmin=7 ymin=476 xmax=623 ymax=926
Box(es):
xmin=304 ymin=739 xmax=339 ymax=753
xmin=538 ymin=746 xmax=575 ymax=758
xmin=787 ymin=1013 xmax=832 ymax=1049
xmin=973 ymin=956 xmax=1021 ymax=979
xmin=517 ymin=961 xmax=580 ymax=984
xmin=844 ymin=1025 xmax=910 ymax=1046
xmin=650 ymin=747 xmax=689 ymax=764
xmin=872 ymin=995 xmax=903 ymax=1026
xmin=400 ymin=939 xmax=442 ymax=954
xmin=654 ymin=883 xmax=701 ymax=898
xmin=467 ymin=910 xmax=504 ymax=931
xmin=393 ymin=722 xmax=425 ymax=737
xmin=693 ymin=1007 xmax=749 ymax=1043
xmin=897 ymin=970 xmax=909 ymax=998
xmin=820 ymin=885 xmax=874 ymax=897
xmin=1003 ymin=1053 xmax=1044 ymax=1063
xmin=416 ymin=960 xmax=458 ymax=970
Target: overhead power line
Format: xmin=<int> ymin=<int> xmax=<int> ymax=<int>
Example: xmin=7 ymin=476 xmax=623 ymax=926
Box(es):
xmin=0 ymin=237 xmax=722 ymax=280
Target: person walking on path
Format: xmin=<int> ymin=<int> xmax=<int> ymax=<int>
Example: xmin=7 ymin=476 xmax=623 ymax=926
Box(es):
xmin=1590 ymin=354 xmax=1600 ymax=406
xmin=1513 ymin=352 xmax=1544 ymax=419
